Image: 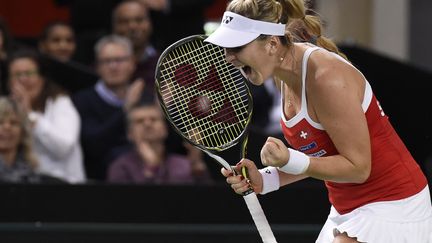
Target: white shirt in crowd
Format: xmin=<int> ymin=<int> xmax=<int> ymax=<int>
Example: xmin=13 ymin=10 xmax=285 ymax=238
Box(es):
xmin=30 ymin=95 xmax=85 ymax=183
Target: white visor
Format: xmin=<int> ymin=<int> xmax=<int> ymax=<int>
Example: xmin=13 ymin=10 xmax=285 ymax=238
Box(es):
xmin=205 ymin=11 xmax=286 ymax=48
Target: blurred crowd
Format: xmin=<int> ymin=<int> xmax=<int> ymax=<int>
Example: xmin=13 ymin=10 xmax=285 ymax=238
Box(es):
xmin=0 ymin=0 xmax=282 ymax=185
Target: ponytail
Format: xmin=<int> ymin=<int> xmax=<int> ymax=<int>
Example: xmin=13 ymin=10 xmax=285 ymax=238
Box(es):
xmin=302 ymin=13 xmax=348 ymax=60
xmin=280 ymin=0 xmax=348 ymax=60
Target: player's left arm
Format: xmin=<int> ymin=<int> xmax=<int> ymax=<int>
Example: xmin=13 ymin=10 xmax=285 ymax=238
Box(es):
xmin=306 ymin=55 xmax=372 ymax=184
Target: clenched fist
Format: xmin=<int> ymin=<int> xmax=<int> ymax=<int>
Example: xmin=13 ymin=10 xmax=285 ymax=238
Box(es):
xmin=260 ymin=137 xmax=290 ymax=168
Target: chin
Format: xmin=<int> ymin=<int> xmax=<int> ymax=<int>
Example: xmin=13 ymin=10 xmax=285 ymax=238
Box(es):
xmin=248 ymin=79 xmax=262 ymax=86
xmin=247 ymin=76 xmax=265 ymax=86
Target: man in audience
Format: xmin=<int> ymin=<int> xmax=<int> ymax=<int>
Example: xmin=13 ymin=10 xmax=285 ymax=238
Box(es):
xmin=107 ymin=101 xmax=212 ymax=184
xmin=112 ymin=0 xmax=159 ymax=92
xmin=112 ymin=0 xmax=186 ymax=157
xmin=72 ymin=35 xmax=147 ymax=181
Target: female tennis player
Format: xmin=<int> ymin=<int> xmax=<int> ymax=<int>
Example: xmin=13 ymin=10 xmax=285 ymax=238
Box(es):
xmin=206 ymin=0 xmax=432 ymax=242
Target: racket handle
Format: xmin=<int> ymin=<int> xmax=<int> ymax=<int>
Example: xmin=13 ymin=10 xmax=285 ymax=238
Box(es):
xmin=241 ymin=166 xmax=255 ymax=195
xmin=243 ymin=193 xmax=278 ymax=243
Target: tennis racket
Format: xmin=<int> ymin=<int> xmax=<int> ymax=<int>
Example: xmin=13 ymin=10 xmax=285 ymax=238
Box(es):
xmin=155 ymin=35 xmax=277 ymax=243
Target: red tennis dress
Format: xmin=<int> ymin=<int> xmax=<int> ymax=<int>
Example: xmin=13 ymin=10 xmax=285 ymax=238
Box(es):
xmin=280 ymin=47 xmax=428 ymax=214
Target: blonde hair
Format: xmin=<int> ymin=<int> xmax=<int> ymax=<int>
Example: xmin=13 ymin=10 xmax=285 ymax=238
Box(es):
xmin=0 ymin=97 xmax=38 ymax=168
xmin=227 ymin=0 xmax=347 ymax=60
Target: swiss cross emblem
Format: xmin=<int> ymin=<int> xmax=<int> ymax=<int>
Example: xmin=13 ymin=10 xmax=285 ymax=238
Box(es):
xmin=300 ymin=130 xmax=308 ymax=139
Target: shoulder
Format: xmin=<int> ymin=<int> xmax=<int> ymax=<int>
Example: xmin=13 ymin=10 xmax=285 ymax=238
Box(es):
xmin=49 ymin=95 xmax=74 ymax=106
xmin=71 ymin=87 xmax=100 ymax=108
xmin=111 ymin=151 xmax=139 ymax=167
xmin=307 ymin=49 xmax=365 ymax=100
xmin=44 ymin=95 xmax=79 ymax=116
xmin=72 ymin=87 xmax=97 ymax=102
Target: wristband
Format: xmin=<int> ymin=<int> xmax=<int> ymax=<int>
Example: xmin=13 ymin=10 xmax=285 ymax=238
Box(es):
xmin=277 ymin=148 xmax=310 ymax=175
xmin=259 ymin=167 xmax=280 ymax=195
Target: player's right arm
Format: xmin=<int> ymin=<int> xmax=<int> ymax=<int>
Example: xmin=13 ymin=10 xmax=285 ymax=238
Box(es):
xmin=221 ymin=159 xmax=308 ymax=195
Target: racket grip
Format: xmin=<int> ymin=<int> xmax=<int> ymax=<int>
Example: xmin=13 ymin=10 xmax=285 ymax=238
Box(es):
xmin=243 ymin=193 xmax=278 ymax=243
xmin=241 ymin=166 xmax=256 ymax=195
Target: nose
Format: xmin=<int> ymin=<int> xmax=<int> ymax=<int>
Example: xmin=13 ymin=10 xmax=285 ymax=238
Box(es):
xmin=59 ymin=40 xmax=70 ymax=49
xmin=16 ymin=74 xmax=29 ymax=83
xmin=106 ymin=60 xmax=121 ymax=69
xmin=127 ymin=20 xmax=139 ymax=30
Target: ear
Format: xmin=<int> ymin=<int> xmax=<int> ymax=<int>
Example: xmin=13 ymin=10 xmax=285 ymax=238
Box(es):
xmin=267 ymin=36 xmax=281 ymax=56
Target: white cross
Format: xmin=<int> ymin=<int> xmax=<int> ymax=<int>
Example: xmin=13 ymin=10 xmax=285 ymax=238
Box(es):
xmin=300 ymin=131 xmax=308 ymax=139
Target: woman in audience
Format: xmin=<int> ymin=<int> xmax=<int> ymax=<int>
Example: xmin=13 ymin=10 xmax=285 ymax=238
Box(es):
xmin=38 ymin=21 xmax=76 ymax=63
xmin=0 ymin=97 xmax=40 ymax=183
xmin=7 ymin=49 xmax=85 ymax=183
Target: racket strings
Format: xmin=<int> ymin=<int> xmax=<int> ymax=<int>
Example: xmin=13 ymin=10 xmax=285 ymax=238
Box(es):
xmin=161 ymin=69 xmax=248 ymax=129
xmin=163 ymin=77 xmax=248 ymax=145
xmin=162 ymin=48 xmax=245 ymax=105
xmin=167 ymin=82 xmax=248 ymax=147
xmin=164 ymin=87 xmax=247 ymax=135
xmin=157 ymin=39 xmax=251 ymax=149
xmin=170 ymin=90 xmax=247 ymax=123
xmin=164 ymin=74 xmax=248 ymax=124
xmin=160 ymin=42 xmax=248 ymax=117
xmin=160 ymin=43 xmax=232 ymax=94
xmin=160 ymin=42 xmax=217 ymax=75
xmin=159 ymin=42 xmax=237 ymax=98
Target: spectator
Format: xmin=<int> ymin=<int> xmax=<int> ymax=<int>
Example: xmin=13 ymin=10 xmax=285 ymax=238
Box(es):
xmin=112 ymin=0 xmax=159 ymax=91
xmin=72 ymin=35 xmax=147 ymax=181
xmin=0 ymin=96 xmax=40 ymax=183
xmin=38 ymin=21 xmax=77 ymax=63
xmin=54 ymin=0 xmax=120 ymax=65
xmin=113 ymin=0 xmax=187 ymax=158
xmin=37 ymin=20 xmax=99 ymax=95
xmin=108 ymin=101 xmax=212 ymax=184
xmin=7 ymin=49 xmax=85 ymax=183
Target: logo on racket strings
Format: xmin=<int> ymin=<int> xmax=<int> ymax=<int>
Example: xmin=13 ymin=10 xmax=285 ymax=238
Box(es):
xmin=174 ymin=64 xmax=239 ymax=124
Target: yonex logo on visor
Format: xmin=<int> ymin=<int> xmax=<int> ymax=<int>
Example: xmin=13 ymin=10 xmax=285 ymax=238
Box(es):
xmin=223 ymin=16 xmax=233 ymax=24
xmin=205 ymin=11 xmax=286 ymax=48
xmin=221 ymin=11 xmax=285 ymax=35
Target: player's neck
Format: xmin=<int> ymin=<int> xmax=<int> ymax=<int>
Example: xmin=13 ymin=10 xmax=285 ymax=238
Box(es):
xmin=275 ymin=44 xmax=303 ymax=88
